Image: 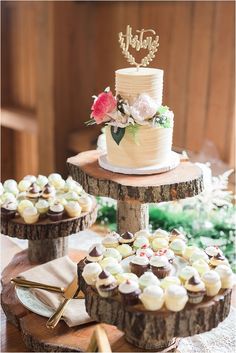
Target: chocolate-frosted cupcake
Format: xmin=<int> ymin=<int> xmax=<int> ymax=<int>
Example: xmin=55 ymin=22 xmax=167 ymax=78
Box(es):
xmin=118 ymin=279 xmax=141 ymax=306
xmin=26 ymin=183 xmax=41 ymax=201
xmin=185 ymin=275 xmax=206 ymax=304
xmin=205 ymin=246 xmax=222 ymax=259
xmin=86 ymin=244 xmax=104 ymax=263
xmin=47 ymin=203 xmax=64 ymax=221
xmin=209 ymin=252 xmax=229 ymax=268
xmin=150 ymin=254 xmax=172 ymax=279
xmin=42 ymin=183 xmax=56 ymax=199
xmin=96 ymin=270 xmax=118 ymax=298
xmin=130 ymin=253 xmax=150 ymax=277
xmin=119 ymin=231 xmax=135 ymax=246
xmin=1 ymin=201 xmax=17 ymax=220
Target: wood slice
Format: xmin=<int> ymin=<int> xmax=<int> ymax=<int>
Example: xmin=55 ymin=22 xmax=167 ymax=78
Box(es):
xmin=117 ymin=200 xmax=149 ymax=234
xmin=77 ymin=261 xmax=232 ymax=351
xmin=2 ymin=249 xmax=177 ymax=352
xmin=67 ymin=150 xmax=204 ymax=203
xmin=1 ymin=197 xmax=98 ymax=240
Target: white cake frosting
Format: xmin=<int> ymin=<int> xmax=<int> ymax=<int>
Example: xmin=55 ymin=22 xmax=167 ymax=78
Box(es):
xmin=116 ymin=67 xmax=163 ymax=105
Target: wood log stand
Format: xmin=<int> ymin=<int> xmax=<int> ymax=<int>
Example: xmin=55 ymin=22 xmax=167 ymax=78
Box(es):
xmin=67 ymin=150 xmax=204 ymax=234
xmin=1 ymin=197 xmax=98 ymax=264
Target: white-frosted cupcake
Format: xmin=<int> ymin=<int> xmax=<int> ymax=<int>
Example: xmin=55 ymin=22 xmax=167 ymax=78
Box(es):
xmin=192 ymin=259 xmax=210 ymax=276
xmin=1 ymin=201 xmax=18 ymax=220
xmin=169 ymin=228 xmax=186 ymax=243
xmin=152 ymin=237 xmax=169 ymax=251
xmin=3 ymin=179 xmax=19 ymax=195
xmin=150 ymin=255 xmax=172 ymax=279
xmin=118 ymin=279 xmax=141 ymax=306
xmin=117 ymin=244 xmax=134 ymax=258
xmin=64 ymin=191 xmax=80 ymax=201
xmin=96 ymin=270 xmax=118 ymax=298
xmin=1 ymin=192 xmax=17 ymax=204
xmin=179 ymin=266 xmax=199 ymax=284
xmin=133 ymin=236 xmax=149 ymax=250
xmin=170 ymin=239 xmax=186 ymax=256
xmin=116 ymin=272 xmax=139 ymax=285
xmin=139 ymin=272 xmax=160 ymax=290
xmin=139 ymin=285 xmax=164 ymax=311
xmin=64 ymin=176 xmax=83 ymax=193
xmin=18 ymin=200 xmax=34 ymax=216
xmin=165 ymin=285 xmax=188 ymax=312
xmin=82 ymin=262 xmax=102 ymax=285
xmin=136 ymin=246 xmax=154 ymax=259
xmin=102 ymin=232 xmax=120 ymax=248
xmin=189 ymin=249 xmax=209 ymax=264
xmin=36 ymin=175 xmax=49 ymax=188
xmin=103 ymin=248 xmax=122 ymax=262
xmin=23 ymin=175 xmax=37 ymax=183
xmin=99 ymin=257 xmax=118 ymax=269
xmin=35 ymin=199 xmax=49 ymax=216
xmin=65 ymin=201 xmax=81 ymax=217
xmin=130 ymin=253 xmax=150 ymax=277
xmin=78 ymin=195 xmax=93 ymax=212
xmin=48 ymin=173 xmax=65 ymax=189
xmin=18 ymin=179 xmax=31 ymax=192
xmin=87 ymin=244 xmax=104 ymax=262
xmin=104 ymin=262 xmax=124 ymax=276
xmin=22 ymin=206 xmax=39 ymax=224
xmin=135 ymin=229 xmax=152 ymax=239
xmin=183 ymin=246 xmax=199 ymax=260
xmin=47 ymin=203 xmax=64 ymax=221
xmin=185 ymin=275 xmax=206 ymax=304
xmin=215 ymin=265 xmax=234 ymax=289
xmin=202 ymin=271 xmax=221 ymax=296
xmin=152 ymin=228 xmax=169 ymax=240
xmin=161 ymin=276 xmax=181 ymax=290
xmin=155 ymin=249 xmax=175 ymax=264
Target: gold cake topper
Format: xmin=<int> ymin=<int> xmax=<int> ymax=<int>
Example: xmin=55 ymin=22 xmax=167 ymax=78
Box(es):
xmin=118 ymin=25 xmax=159 ymax=69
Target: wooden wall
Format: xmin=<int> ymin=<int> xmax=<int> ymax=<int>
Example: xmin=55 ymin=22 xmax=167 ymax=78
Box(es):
xmin=1 ymin=1 xmax=235 ymax=180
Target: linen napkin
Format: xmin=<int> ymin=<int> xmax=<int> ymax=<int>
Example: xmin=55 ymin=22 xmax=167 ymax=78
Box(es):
xmin=19 ymin=256 xmax=92 ymax=327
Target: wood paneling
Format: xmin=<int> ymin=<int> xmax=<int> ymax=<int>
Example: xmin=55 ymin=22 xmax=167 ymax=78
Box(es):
xmin=1 ymin=1 xmax=235 ymax=181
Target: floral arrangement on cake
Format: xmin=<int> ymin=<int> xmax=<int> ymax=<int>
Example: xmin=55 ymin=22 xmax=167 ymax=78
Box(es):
xmin=86 ymin=87 xmax=173 ymax=145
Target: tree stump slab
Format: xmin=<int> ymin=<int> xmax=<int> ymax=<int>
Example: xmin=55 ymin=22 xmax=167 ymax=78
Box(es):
xmin=2 ymin=250 xmax=179 ymax=352
xmin=67 ymin=150 xmax=204 ymax=203
xmin=1 ymin=198 xmax=98 ymax=263
xmin=78 ymin=260 xmax=232 ymax=351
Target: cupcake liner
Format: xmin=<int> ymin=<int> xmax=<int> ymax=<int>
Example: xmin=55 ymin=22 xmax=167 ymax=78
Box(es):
xmin=187 ymin=290 xmax=205 ymax=304
xmin=151 ymin=266 xmax=171 ymax=279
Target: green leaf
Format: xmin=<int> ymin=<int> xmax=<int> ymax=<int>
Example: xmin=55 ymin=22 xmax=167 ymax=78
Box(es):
xmin=110 ymin=126 xmax=125 ymax=145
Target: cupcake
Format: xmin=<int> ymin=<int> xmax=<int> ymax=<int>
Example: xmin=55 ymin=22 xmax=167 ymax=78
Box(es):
xmin=0 ymin=182 xmax=4 ymax=196
xmin=65 ymin=201 xmax=81 ymax=217
xmin=152 ymin=228 xmax=169 ymax=241
xmin=47 ymin=203 xmax=64 ymax=221
xmin=1 ymin=192 xmax=16 ymax=204
xmin=215 ymin=265 xmax=234 ymax=289
xmin=82 ymin=262 xmax=102 ymax=285
xmin=139 ymin=285 xmax=164 ymax=311
xmin=154 ymin=249 xmax=175 ymax=264
xmin=183 ymin=246 xmax=199 ymax=260
xmin=64 ymin=176 xmax=83 ymax=193
xmin=130 ymin=253 xmax=150 ymax=277
xmin=48 ymin=173 xmax=65 ymax=189
xmin=99 ymin=257 xmax=118 ymax=269
xmin=42 ymin=184 xmax=56 ymax=199
xmin=118 ymin=279 xmax=141 ymax=306
xmin=65 ymin=191 xmax=80 ymax=201
xmin=18 ymin=179 xmax=31 ymax=192
xmin=133 ymin=236 xmax=149 ymax=250
xmin=150 ymin=255 xmax=172 ymax=279
xmin=87 ymin=244 xmax=104 ymax=263
xmin=17 ymin=192 xmax=27 ymax=202
xmin=205 ymin=246 xmax=223 ymax=259
xmin=35 ymin=199 xmax=49 ymax=216
xmin=136 ymin=245 xmax=153 ymax=259
xmin=170 ymin=239 xmax=186 ymax=256
xmin=119 ymin=231 xmax=135 ymax=246
xmin=1 ymin=201 xmax=17 ymax=220
xmin=104 ymin=262 xmax=124 ymax=276
xmin=23 ymin=175 xmax=37 ymax=184
xmin=152 ymin=237 xmax=169 ymax=251
xmin=169 ymin=228 xmax=186 ymax=243
xmin=102 ymin=232 xmax=120 ymax=248
xmin=22 ymin=206 xmax=39 ymax=224
xmin=135 ymin=229 xmax=151 ymax=239
xmin=192 ymin=259 xmax=210 ymax=276
xmin=189 ymin=249 xmax=209 ymax=264
xmin=95 ymin=270 xmax=118 ymax=298
xmin=209 ymin=252 xmax=229 ymax=268
xmin=18 ymin=200 xmax=34 ymax=216
xmin=165 ymin=285 xmax=188 ymax=312
xmin=36 ymin=175 xmax=49 ymax=188
xmin=202 ymin=271 xmax=221 ymax=296
xmin=160 ymin=276 xmax=181 ymax=290
xmin=117 ymin=244 xmax=133 ymax=258
xmin=179 ymin=265 xmax=199 ymax=284
xmin=3 ymin=179 xmax=19 ymax=195
xmin=116 ymin=273 xmax=139 ymax=285
xmin=78 ymin=195 xmax=93 ymax=212
xmin=26 ymin=183 xmax=41 ymax=200
xmin=103 ymin=248 xmax=122 ymax=262
xmin=185 ymin=275 xmax=206 ymax=304
xmin=139 ymin=272 xmax=160 ymax=290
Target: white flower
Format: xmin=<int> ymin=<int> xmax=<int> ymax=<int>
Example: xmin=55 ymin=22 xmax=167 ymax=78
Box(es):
xmin=130 ymin=94 xmax=158 ymax=123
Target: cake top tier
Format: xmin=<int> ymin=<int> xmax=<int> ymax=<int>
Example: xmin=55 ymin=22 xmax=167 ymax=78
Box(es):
xmin=115 ymin=67 xmax=164 ymax=104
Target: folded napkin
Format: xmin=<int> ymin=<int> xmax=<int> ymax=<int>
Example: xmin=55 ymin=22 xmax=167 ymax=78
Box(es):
xmin=20 ymin=256 xmax=92 ymax=327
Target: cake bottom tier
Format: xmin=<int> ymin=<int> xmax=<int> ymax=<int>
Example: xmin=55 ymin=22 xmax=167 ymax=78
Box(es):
xmin=105 ymin=125 xmax=173 ymax=168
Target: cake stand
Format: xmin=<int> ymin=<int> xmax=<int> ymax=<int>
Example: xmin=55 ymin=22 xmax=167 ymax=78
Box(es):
xmin=67 ymin=150 xmax=203 ymax=234
xmin=1 ymin=197 xmax=98 ymax=264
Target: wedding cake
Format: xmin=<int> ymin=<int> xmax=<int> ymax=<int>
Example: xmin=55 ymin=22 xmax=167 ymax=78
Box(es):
xmin=87 ymin=26 xmax=177 ymax=173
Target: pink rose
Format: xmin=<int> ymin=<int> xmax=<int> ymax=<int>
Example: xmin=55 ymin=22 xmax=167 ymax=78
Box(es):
xmin=91 ymin=91 xmax=116 ymax=124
